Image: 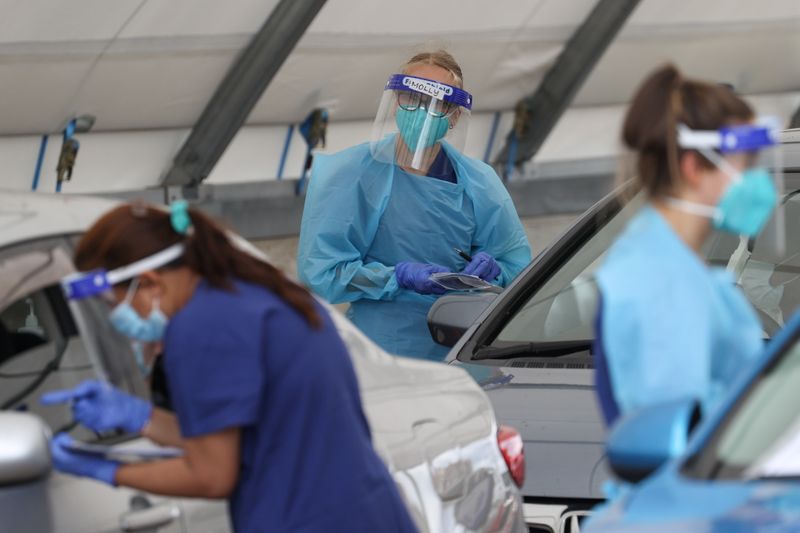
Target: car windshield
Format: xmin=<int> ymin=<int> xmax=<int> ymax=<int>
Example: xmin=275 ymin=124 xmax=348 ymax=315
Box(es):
xmin=682 ymin=331 xmax=800 ymax=480
xmin=485 ymin=173 xmax=800 ymax=356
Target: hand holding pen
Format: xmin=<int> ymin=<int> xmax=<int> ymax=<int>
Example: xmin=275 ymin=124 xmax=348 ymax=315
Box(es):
xmin=456 ymin=248 xmax=501 ymax=281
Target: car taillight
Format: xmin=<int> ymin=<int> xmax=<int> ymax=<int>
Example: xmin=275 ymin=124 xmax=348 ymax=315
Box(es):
xmin=497 ymin=425 xmax=525 ymax=488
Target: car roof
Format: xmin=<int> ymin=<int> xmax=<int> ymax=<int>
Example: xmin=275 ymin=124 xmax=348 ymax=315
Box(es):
xmin=0 ymin=189 xmax=120 ymax=249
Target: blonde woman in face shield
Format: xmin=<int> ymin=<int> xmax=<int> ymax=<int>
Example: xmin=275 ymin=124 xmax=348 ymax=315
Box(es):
xmin=298 ymin=50 xmax=532 ymax=361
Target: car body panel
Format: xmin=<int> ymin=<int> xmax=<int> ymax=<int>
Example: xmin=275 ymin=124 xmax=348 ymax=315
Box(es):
xmin=329 ymin=305 xmax=525 ymax=532
xmin=586 ymin=300 xmax=800 ymax=532
xmin=454 ymin=363 xmax=606 ymax=499
xmin=588 ymin=460 xmax=800 ymax=532
xmin=445 ymin=198 xmax=611 ymax=505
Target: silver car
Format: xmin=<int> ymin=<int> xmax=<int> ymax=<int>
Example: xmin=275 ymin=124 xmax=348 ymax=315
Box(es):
xmin=0 ymin=190 xmax=525 ymax=533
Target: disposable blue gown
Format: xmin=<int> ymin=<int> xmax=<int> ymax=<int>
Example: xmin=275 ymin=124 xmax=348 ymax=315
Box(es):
xmin=596 ymin=205 xmax=764 ymax=420
xmin=297 ymin=139 xmax=531 ymax=360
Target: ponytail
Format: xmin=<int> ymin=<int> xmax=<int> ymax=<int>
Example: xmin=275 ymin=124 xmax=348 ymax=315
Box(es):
xmin=622 ymin=64 xmax=754 ymax=198
xmin=75 ymin=203 xmax=322 ymax=329
xmin=182 ymin=208 xmax=322 ymax=328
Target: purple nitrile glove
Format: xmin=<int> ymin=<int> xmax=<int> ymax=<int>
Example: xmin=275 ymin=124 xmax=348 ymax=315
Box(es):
xmin=462 ymin=252 xmax=501 ymax=282
xmin=41 ymin=380 xmax=152 ymax=434
xmin=50 ymin=433 xmax=120 ymax=486
xmin=395 ymin=262 xmax=450 ymax=295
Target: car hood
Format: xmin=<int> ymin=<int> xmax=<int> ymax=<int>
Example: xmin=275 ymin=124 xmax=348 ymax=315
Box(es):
xmin=329 ymin=307 xmax=497 ymax=471
xmin=456 ymin=361 xmax=609 ymax=499
xmin=587 ymin=467 xmax=800 ymax=532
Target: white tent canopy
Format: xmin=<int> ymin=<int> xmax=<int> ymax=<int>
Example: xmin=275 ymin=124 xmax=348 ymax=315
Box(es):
xmin=1 ymin=0 xmax=799 ymax=192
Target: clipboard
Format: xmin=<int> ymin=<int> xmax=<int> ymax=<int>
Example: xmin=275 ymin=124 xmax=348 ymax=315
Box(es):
xmin=64 ymin=440 xmax=184 ymax=460
xmin=429 ymin=273 xmax=503 ymax=293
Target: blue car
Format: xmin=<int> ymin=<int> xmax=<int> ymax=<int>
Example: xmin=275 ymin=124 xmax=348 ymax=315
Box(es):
xmin=586 ymin=308 xmax=800 ymax=532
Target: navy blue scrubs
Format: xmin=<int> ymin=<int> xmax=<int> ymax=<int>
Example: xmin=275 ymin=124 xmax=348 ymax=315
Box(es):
xmin=592 ymin=297 xmax=620 ymax=426
xmin=427 ymin=148 xmax=458 ymax=184
xmin=163 ymin=279 xmax=417 ymax=532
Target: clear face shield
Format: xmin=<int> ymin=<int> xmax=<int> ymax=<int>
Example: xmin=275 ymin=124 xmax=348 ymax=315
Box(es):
xmin=675 ymin=118 xmax=785 ymax=259
xmin=370 ymin=74 xmax=473 ymax=171
xmin=60 ymin=243 xmax=184 ymax=378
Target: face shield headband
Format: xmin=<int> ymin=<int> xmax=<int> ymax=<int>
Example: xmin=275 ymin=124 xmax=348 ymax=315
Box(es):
xmin=371 ymin=74 xmax=473 ymax=171
xmin=670 ymin=119 xmax=785 ymax=252
xmin=384 ymin=74 xmax=473 ymax=112
xmin=61 ymin=243 xmax=185 ymax=301
xmin=676 ymin=120 xmax=780 ymax=187
xmin=677 ymin=120 xmax=779 ymax=155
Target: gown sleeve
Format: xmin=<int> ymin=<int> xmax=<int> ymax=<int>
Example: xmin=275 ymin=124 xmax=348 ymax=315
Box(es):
xmin=601 ymin=279 xmax=713 ymax=415
xmin=164 ymin=304 xmax=265 ymax=438
xmin=457 ymin=155 xmax=532 ymax=287
xmin=297 ymin=146 xmax=400 ymax=304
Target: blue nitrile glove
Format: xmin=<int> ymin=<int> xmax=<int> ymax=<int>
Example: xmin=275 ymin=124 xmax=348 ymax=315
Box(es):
xmin=50 ymin=433 xmax=120 ymax=486
xmin=462 ymin=252 xmax=501 ymax=282
xmin=395 ymin=262 xmax=450 ymax=295
xmin=41 ymin=380 xmax=152 ymax=434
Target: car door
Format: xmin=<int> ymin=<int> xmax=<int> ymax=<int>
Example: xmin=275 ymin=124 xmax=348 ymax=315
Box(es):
xmin=0 ymin=236 xmax=223 ymax=533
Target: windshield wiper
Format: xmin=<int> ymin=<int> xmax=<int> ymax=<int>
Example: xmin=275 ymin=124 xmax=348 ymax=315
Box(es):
xmin=472 ymin=340 xmax=591 ymax=361
xmin=755 ymin=474 xmax=800 ymax=481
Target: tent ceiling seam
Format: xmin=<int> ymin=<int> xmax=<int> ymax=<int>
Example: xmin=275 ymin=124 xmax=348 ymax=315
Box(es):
xmin=484 ymin=0 xmax=550 ymax=84
xmin=56 ymin=0 xmax=151 ymax=134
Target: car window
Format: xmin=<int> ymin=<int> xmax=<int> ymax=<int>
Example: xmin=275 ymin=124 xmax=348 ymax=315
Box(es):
xmin=0 ymin=283 xmax=98 ymax=437
xmin=0 ymin=240 xmax=146 ymax=437
xmin=484 ymin=174 xmax=800 ymax=354
xmin=61 ymin=233 xmax=147 ymax=395
xmin=494 ymin=194 xmax=643 ymax=346
xmin=682 ymin=331 xmax=800 ymax=480
xmin=70 ymin=296 xmax=147 ymax=397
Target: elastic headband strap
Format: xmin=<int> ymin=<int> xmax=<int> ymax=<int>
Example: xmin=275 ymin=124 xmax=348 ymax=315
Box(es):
xmin=62 ymin=243 xmax=185 ymax=300
xmin=107 ymin=243 xmax=185 ymax=285
xmin=385 ymin=74 xmax=473 ymax=110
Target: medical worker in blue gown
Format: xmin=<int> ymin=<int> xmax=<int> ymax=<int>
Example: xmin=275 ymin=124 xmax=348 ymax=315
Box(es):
xmin=298 ymin=51 xmax=531 ymax=361
xmin=41 ymin=203 xmax=418 ymax=533
xmin=594 ymin=64 xmax=781 ymax=426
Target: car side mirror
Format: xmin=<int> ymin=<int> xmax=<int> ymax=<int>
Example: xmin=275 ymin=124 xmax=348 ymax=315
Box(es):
xmin=427 ymin=293 xmax=498 ymax=347
xmin=0 ymin=412 xmax=51 ymax=485
xmin=607 ymin=398 xmax=701 ymax=484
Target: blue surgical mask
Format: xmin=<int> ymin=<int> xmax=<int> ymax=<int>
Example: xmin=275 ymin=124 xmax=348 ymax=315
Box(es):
xmin=395 ymin=108 xmax=449 ymax=150
xmin=666 ymin=167 xmax=777 ymax=239
xmin=131 ymin=341 xmax=153 ymax=378
xmin=713 ymin=168 xmax=777 ymax=237
xmin=109 ymin=279 xmax=168 ymax=342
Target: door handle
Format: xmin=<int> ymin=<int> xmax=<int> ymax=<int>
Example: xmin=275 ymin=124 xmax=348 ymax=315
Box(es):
xmin=119 ymin=503 xmax=181 ymax=531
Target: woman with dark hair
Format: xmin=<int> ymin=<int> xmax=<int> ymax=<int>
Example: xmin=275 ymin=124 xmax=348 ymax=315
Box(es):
xmin=594 ymin=64 xmax=780 ymax=426
xmin=41 ymin=202 xmax=417 ymax=533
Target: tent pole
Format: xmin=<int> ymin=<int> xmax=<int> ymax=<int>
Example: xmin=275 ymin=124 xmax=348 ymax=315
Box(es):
xmin=162 ymin=0 xmax=328 ymax=189
xmin=492 ymin=0 xmax=641 ymax=174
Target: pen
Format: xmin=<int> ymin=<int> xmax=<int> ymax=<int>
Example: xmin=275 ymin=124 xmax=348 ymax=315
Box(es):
xmin=454 ymin=247 xmax=473 ymax=262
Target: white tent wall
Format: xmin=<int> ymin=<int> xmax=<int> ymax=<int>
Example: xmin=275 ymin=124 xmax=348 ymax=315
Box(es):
xmin=2 ymin=113 xmax=511 ymax=193
xmin=4 ymin=90 xmax=800 ymax=194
